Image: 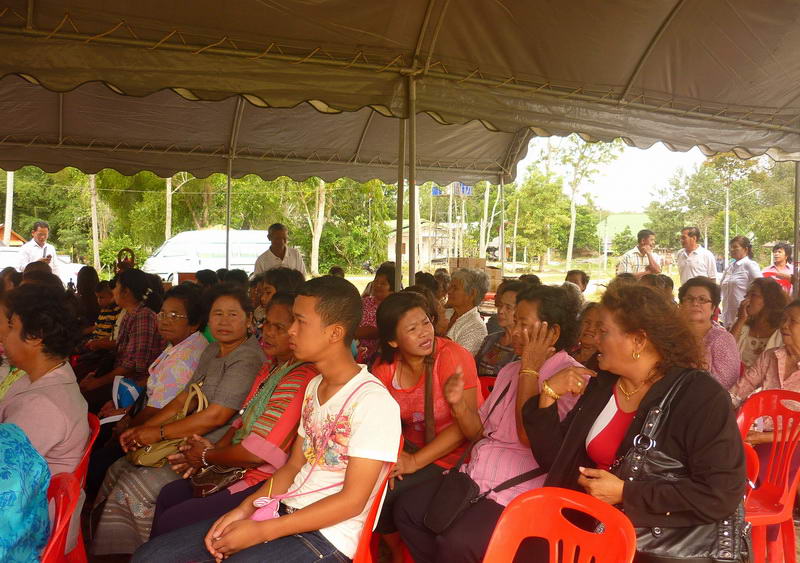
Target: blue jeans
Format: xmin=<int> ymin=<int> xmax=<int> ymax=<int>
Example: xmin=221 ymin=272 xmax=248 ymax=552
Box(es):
xmin=132 ymin=512 xmax=349 ymax=563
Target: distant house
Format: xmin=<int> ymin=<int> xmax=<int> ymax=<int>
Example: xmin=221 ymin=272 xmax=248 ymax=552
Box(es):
xmin=596 ymin=213 xmax=650 ymax=254
xmin=386 ymin=220 xmax=452 ymax=265
xmin=0 ymin=224 xmax=26 ymax=247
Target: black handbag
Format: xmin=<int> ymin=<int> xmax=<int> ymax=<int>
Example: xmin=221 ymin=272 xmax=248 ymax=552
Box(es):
xmin=424 ymin=382 xmax=545 ymax=534
xmin=610 ymin=370 xmax=750 ymax=563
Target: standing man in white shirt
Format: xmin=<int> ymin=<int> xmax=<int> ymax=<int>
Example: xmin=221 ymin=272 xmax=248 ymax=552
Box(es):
xmin=676 ymin=226 xmax=717 ymax=284
xmin=616 ymin=229 xmax=662 ymax=278
xmin=253 ymin=223 xmax=307 ymax=275
xmin=17 ymin=221 xmax=59 ymax=277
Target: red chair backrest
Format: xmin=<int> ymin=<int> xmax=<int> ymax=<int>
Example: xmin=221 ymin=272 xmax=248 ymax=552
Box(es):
xmin=41 ymin=473 xmax=81 ymax=563
xmin=483 ymin=487 xmax=636 ymax=563
xmin=352 ymin=437 xmax=403 ymax=563
xmin=742 ymin=441 xmax=760 ymax=500
xmin=73 ymin=413 xmax=100 ymax=487
xmin=737 ymin=390 xmax=800 ymax=503
xmin=479 ymin=376 xmax=495 ymax=400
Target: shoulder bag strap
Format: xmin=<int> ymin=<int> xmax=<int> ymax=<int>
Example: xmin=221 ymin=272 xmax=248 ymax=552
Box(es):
xmin=450 ymin=380 xmax=513 ymax=470
xmin=637 ymin=369 xmax=695 ymax=444
xmin=423 ymin=346 xmax=436 ymax=444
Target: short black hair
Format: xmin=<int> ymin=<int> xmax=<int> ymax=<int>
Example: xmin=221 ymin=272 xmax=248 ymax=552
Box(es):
xmin=377 ymin=291 xmax=430 ymax=363
xmin=268 ymin=223 xmax=288 ymax=234
xmin=375 ymin=263 xmax=397 ymax=292
xmin=216 ymin=268 xmax=229 ymax=282
xmin=31 ymin=221 xmax=50 ymax=232
xmin=328 ymin=266 xmax=345 ymax=278
xmin=225 ymin=269 xmax=249 ymax=287
xmin=23 ymin=261 xmax=51 ymax=275
xmin=678 ymin=276 xmax=721 ymax=309
xmin=21 ymin=270 xmax=63 ymax=291
xmin=516 ymin=284 xmax=580 ymax=352
xmin=6 ymin=284 xmax=81 ymax=358
xmin=205 ymin=282 xmax=254 ymax=315
xmin=773 ymin=242 xmax=793 ymax=263
xmin=519 ymin=274 xmax=542 ymax=286
xmin=262 ymin=267 xmax=306 ymax=294
xmin=414 ymin=272 xmax=438 ymax=295
xmin=266 ymin=292 xmax=297 ymax=314
xmin=637 ymin=229 xmax=655 ymax=243
xmin=195 ymin=269 xmax=219 ymax=288
xmin=565 ymin=270 xmax=590 ymax=287
xmin=681 ymin=226 xmax=701 ymax=240
xmin=298 ymin=275 xmax=362 ymax=345
xmin=163 ymin=284 xmax=207 ymax=329
xmin=497 ymin=280 xmax=528 ymax=297
xmin=95 ymin=280 xmax=113 ymax=293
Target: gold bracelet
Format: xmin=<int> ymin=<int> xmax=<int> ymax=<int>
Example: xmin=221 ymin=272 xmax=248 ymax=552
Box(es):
xmin=542 ymin=381 xmax=561 ymax=401
xmin=519 ymin=369 xmax=540 ymax=378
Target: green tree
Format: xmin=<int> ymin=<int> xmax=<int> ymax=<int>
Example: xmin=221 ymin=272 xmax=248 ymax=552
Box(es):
xmin=612 ymin=226 xmax=637 ymax=256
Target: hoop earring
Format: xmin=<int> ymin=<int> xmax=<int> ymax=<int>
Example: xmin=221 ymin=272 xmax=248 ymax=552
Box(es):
xmin=632 ymin=351 xmax=641 ymax=360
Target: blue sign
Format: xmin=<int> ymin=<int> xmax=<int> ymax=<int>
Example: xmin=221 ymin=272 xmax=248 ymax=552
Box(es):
xmin=431 ymin=183 xmax=473 ymax=196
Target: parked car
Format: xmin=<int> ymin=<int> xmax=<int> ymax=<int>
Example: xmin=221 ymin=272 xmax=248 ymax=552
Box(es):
xmin=0 ymin=247 xmax=86 ymax=287
xmin=143 ymin=229 xmax=271 ymax=281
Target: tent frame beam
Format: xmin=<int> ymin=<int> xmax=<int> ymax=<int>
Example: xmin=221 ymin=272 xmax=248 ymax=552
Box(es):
xmin=3 ymin=25 xmax=800 ymax=135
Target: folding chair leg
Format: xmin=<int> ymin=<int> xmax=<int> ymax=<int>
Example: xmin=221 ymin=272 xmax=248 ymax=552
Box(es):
xmin=780 ymin=518 xmax=797 ymax=563
xmin=750 ymin=524 xmax=767 ymax=563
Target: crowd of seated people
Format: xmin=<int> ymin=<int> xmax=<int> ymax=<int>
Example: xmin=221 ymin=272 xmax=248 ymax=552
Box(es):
xmin=3 ymin=247 xmax=795 ymax=563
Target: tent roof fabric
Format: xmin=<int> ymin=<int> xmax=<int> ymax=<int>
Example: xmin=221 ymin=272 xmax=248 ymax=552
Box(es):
xmin=1 ymin=0 xmax=800 ymax=182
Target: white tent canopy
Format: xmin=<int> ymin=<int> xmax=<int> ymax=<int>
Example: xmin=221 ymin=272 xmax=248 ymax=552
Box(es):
xmin=1 ymin=0 xmax=800 ymax=165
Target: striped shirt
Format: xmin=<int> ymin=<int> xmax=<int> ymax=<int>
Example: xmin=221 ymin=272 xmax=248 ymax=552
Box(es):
xmin=616 ymin=246 xmax=661 ymax=275
xmin=93 ymin=305 xmax=121 ymax=340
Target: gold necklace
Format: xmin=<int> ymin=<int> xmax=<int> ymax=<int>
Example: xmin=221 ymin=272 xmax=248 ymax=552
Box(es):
xmin=616 ymin=379 xmax=645 ymax=400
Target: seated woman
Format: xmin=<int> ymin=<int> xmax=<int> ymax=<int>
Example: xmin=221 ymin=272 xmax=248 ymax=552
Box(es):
xmin=0 ymin=284 xmax=89 ymax=475
xmin=571 ymin=302 xmax=601 ymax=371
xmin=678 ymin=277 xmax=740 ymax=389
xmin=524 ymin=284 xmax=745 ymax=559
xmin=730 ymin=299 xmax=800 ymax=410
xmin=729 ymin=277 xmax=787 ymax=367
xmin=79 ymin=268 xmax=166 ymax=412
xmin=445 ymin=268 xmax=489 ymax=355
xmin=254 ymin=267 xmax=306 ymax=347
xmin=476 ymin=281 xmax=527 ymax=377
xmin=395 ymin=284 xmax=588 ymax=563
xmin=357 ymin=262 xmax=396 ymax=363
xmin=371 ymin=292 xmax=481 ymax=560
xmin=403 ymin=285 xmax=449 ymax=337
xmin=0 ymin=423 xmax=51 ymax=562
xmin=90 ymin=283 xmax=265 ymax=555
xmin=150 ymin=292 xmax=318 ymax=537
xmin=86 ymin=284 xmax=209 ymax=497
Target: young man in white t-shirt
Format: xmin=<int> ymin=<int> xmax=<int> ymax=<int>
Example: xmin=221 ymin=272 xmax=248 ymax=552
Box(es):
xmin=132 ymin=275 xmax=401 ymax=562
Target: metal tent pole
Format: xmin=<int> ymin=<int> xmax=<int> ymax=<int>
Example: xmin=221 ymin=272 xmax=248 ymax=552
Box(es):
xmin=395 ymin=118 xmax=406 ymax=291
xmin=794 ymin=162 xmax=800 ymax=297
xmin=225 ymin=97 xmax=245 ymax=270
xmin=500 ymin=176 xmax=506 ymax=276
xmin=407 ymin=76 xmax=417 ymax=287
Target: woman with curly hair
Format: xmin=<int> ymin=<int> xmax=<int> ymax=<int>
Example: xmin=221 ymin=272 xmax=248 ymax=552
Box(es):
xmin=523 ymin=284 xmax=745 ymax=560
xmin=729 ymin=277 xmax=788 ymax=367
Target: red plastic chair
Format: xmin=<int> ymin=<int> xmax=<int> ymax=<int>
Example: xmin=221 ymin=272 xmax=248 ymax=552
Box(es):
xmin=483 ymin=487 xmax=636 ymax=563
xmin=743 ymin=441 xmax=760 ymax=501
xmin=352 ymin=437 xmax=403 ymax=563
xmin=736 ymin=390 xmax=800 ymax=563
xmin=64 ymin=413 xmax=100 ymax=563
xmin=41 ymin=473 xmax=81 ymax=563
xmin=479 ymin=376 xmax=495 ymax=400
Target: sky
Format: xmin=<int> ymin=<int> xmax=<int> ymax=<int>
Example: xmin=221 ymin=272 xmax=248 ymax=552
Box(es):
xmin=514 ymin=138 xmax=708 ymax=213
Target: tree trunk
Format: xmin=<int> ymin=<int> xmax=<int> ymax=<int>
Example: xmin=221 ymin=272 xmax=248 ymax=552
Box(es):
xmin=479 ymin=183 xmax=490 ymax=258
xmin=310 ymin=179 xmax=327 ymax=275
xmin=89 ymin=174 xmax=101 ymax=270
xmin=566 ymin=184 xmax=578 ymax=270
xmin=202 ymin=180 xmax=211 ymax=228
xmin=512 ymin=197 xmax=519 ymax=271
xmin=538 ymin=254 xmax=545 ymax=272
xmin=165 ymin=176 xmax=173 ymax=240
xmin=3 ymin=171 xmax=13 ymax=246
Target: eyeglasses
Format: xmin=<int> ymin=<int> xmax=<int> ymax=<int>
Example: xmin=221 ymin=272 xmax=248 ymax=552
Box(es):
xmin=682 ymin=296 xmax=713 ymax=305
xmin=157 ymin=311 xmax=188 ymax=322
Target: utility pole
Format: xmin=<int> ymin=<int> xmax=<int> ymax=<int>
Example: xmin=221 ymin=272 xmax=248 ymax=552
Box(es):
xmin=447 ymin=183 xmax=453 ymax=259
xmin=165 ymin=176 xmax=173 ymax=240
xmin=3 ymin=171 xmax=13 ymax=246
xmin=89 ymin=174 xmax=101 ymax=270
xmin=512 ymin=196 xmax=519 ymax=271
xmin=724 ymin=183 xmax=730 ymax=266
xmin=479 ymin=183 xmax=490 ymax=258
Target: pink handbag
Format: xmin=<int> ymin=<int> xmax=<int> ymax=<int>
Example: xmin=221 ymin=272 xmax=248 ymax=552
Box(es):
xmin=249 ymin=379 xmax=383 ymax=521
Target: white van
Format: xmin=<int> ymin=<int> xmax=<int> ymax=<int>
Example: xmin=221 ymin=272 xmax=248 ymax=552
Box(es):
xmin=143 ymin=229 xmax=271 ymax=281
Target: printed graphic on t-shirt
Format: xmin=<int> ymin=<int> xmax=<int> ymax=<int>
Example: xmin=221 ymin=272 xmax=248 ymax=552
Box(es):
xmin=301 ymin=395 xmax=354 ymax=470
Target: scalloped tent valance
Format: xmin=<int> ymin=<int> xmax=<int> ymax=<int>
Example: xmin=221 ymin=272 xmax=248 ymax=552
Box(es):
xmin=0 ymin=0 xmax=798 ymax=175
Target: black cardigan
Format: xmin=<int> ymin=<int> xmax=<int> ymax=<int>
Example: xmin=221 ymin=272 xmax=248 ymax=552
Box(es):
xmin=523 ymin=367 xmax=745 ymax=528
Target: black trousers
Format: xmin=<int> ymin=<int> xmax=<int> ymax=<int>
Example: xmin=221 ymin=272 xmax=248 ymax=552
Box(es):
xmin=394 ymin=474 xmax=506 ymax=563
